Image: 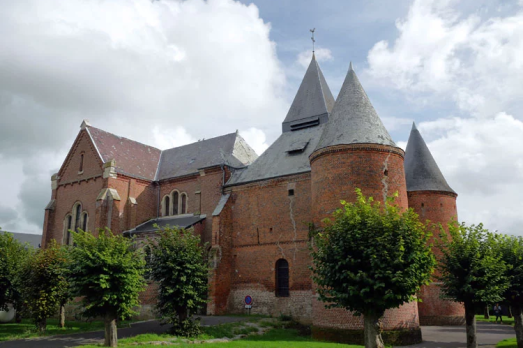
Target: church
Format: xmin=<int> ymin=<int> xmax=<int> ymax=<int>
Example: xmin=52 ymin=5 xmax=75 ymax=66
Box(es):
xmin=41 ymin=55 xmax=464 ymax=344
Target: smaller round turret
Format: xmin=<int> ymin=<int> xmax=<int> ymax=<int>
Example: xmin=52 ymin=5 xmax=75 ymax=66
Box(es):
xmin=404 ymin=122 xmax=465 ymax=326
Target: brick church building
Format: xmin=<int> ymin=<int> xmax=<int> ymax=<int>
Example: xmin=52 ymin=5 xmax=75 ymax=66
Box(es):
xmin=41 ymin=55 xmax=464 ymax=342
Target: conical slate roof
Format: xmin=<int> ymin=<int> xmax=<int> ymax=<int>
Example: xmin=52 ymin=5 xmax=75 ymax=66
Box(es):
xmin=315 ymin=63 xmax=396 ymax=150
xmin=282 ymin=54 xmax=335 ymax=132
xmin=404 ymin=123 xmax=455 ymax=194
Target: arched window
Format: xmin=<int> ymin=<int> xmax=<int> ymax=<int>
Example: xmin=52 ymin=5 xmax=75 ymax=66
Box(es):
xmin=181 ymin=193 xmax=187 ymax=214
xmin=164 ymin=196 xmax=170 ymax=216
xmin=144 ymin=245 xmax=153 ymax=280
xmin=74 ymin=204 xmax=82 ymax=231
xmin=65 ymin=215 xmax=72 ymax=245
xmin=82 ymin=212 xmax=88 ymax=231
xmin=173 ymin=191 xmax=179 ymax=215
xmin=275 ymin=259 xmax=289 ymax=297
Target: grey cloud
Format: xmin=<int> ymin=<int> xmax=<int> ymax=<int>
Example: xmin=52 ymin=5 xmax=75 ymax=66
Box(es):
xmin=0 ymin=0 xmax=288 ymax=233
xmin=0 ymin=206 xmax=18 ymax=224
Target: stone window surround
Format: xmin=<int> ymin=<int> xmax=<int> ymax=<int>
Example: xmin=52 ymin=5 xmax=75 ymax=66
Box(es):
xmin=62 ymin=201 xmax=89 ymax=245
xmin=161 ymin=189 xmax=189 ymax=217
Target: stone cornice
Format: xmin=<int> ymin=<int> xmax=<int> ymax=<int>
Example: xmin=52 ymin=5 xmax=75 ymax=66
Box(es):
xmin=309 ymin=143 xmax=405 ymax=164
xmin=407 ymin=190 xmax=458 ymax=198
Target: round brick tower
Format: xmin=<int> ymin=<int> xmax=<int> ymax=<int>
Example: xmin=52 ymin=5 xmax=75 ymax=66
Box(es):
xmin=404 ymin=123 xmax=465 ymax=326
xmin=309 ymin=63 xmax=421 ymax=345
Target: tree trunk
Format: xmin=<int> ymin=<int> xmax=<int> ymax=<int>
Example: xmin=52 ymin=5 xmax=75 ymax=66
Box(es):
xmin=509 ymin=306 xmax=513 ymax=319
xmin=59 ymin=305 xmax=65 ymax=328
xmin=104 ymin=311 xmax=118 ymax=347
xmin=364 ymin=312 xmax=385 ymax=348
xmin=512 ymin=306 xmax=523 ymax=348
xmin=465 ymin=303 xmax=477 ymax=348
xmin=484 ymin=305 xmax=490 ymax=319
xmin=37 ymin=318 xmax=47 ymax=332
xmin=177 ymin=307 xmax=188 ymax=322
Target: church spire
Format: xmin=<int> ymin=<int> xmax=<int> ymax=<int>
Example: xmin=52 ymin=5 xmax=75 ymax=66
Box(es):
xmin=315 ymin=63 xmax=396 ymax=150
xmin=404 ymin=122 xmax=455 ymax=193
xmin=282 ymin=55 xmax=335 ymax=132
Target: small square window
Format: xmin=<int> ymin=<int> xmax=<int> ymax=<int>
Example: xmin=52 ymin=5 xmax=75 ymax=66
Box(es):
xmin=288 ymin=189 xmax=294 ymax=196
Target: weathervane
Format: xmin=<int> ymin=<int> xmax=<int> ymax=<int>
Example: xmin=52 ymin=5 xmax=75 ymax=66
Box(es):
xmin=310 ymin=28 xmax=316 ymax=53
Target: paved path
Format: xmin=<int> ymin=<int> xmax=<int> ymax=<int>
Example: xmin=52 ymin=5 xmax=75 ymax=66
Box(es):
xmin=0 ymin=318 xmax=516 ymax=348
xmin=397 ymin=322 xmax=516 ymax=348
xmin=0 ymin=316 xmax=247 ymax=348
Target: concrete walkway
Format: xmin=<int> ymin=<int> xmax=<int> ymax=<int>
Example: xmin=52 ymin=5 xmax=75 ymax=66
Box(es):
xmin=0 ymin=316 xmax=247 ymax=348
xmin=397 ymin=322 xmax=516 ymax=348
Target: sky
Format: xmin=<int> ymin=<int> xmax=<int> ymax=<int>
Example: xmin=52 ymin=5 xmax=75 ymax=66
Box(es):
xmin=1 ymin=0 xmax=523 ymax=236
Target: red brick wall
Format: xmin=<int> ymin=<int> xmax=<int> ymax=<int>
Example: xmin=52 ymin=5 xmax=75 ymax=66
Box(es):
xmin=310 ymin=144 xmax=408 ymax=226
xmin=312 ymin=297 xmax=419 ymax=330
xmin=60 ymin=130 xmax=103 ymax=183
xmin=43 ymin=129 xmax=104 ymax=246
xmin=408 ymin=191 xmax=465 ymax=325
xmin=158 ymin=168 xmax=224 ymax=244
xmin=309 ymin=144 xmax=419 ymax=331
xmin=211 ymin=173 xmax=314 ymax=322
xmin=45 ymin=178 xmax=104 ymax=246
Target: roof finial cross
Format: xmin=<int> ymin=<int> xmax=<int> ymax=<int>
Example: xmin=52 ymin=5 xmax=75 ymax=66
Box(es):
xmin=310 ymin=28 xmax=316 ymax=54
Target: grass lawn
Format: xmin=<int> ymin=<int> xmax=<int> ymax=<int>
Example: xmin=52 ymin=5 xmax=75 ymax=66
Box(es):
xmin=80 ymin=328 xmax=363 ymax=348
xmin=0 ymin=318 xmax=134 ymax=341
xmin=79 ymin=319 xmax=363 ymax=348
xmin=476 ymin=315 xmax=515 ymax=326
xmin=497 ymin=338 xmax=517 ymax=347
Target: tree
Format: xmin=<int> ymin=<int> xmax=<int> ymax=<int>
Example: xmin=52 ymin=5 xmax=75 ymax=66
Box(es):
xmin=438 ymin=223 xmax=509 ymax=348
xmin=17 ymin=240 xmax=71 ymax=332
xmin=310 ymin=190 xmax=436 ymax=348
xmin=499 ymin=235 xmax=523 ymax=348
xmin=0 ymin=229 xmax=32 ymax=317
xmin=70 ymin=229 xmax=146 ymax=347
xmin=149 ymin=225 xmax=208 ymax=337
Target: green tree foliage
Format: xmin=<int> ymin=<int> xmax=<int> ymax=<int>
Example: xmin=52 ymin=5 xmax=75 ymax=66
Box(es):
xmin=438 ymin=223 xmax=509 ymax=348
xmin=0 ymin=229 xmax=32 ymax=314
xmin=149 ymin=226 xmax=209 ymax=337
xmin=70 ymin=229 xmax=146 ymax=347
xmin=499 ymin=235 xmax=523 ymax=348
xmin=17 ymin=240 xmax=71 ymax=332
xmin=310 ymin=190 xmax=435 ymax=348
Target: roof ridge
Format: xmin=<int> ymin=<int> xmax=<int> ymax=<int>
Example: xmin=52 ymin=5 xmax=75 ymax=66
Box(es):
xmin=162 ymin=132 xmax=237 ymax=152
xmin=88 ymin=125 xmax=161 ymax=152
xmin=314 ymin=58 xmax=329 ymax=118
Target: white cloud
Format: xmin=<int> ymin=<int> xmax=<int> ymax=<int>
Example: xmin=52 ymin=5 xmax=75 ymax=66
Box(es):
xmin=297 ymin=48 xmax=333 ymax=68
xmin=239 ymin=127 xmax=269 ymax=155
xmin=152 ymin=126 xmax=197 ymax=150
xmin=367 ymin=0 xmax=523 ymax=117
xmin=366 ymin=0 xmax=523 ymax=236
xmin=0 ymin=0 xmax=287 ymax=233
xmin=419 ymin=113 xmax=523 ymax=235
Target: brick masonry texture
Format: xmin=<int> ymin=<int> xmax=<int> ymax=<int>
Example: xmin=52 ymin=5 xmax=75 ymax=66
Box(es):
xmin=309 ymin=144 xmax=421 ymax=336
xmin=408 ymin=191 xmax=465 ymax=325
xmin=43 ymin=127 xmax=463 ymax=335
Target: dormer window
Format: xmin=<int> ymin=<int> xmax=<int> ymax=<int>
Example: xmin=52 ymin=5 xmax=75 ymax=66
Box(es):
xmin=286 ymin=140 xmax=309 ymax=155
